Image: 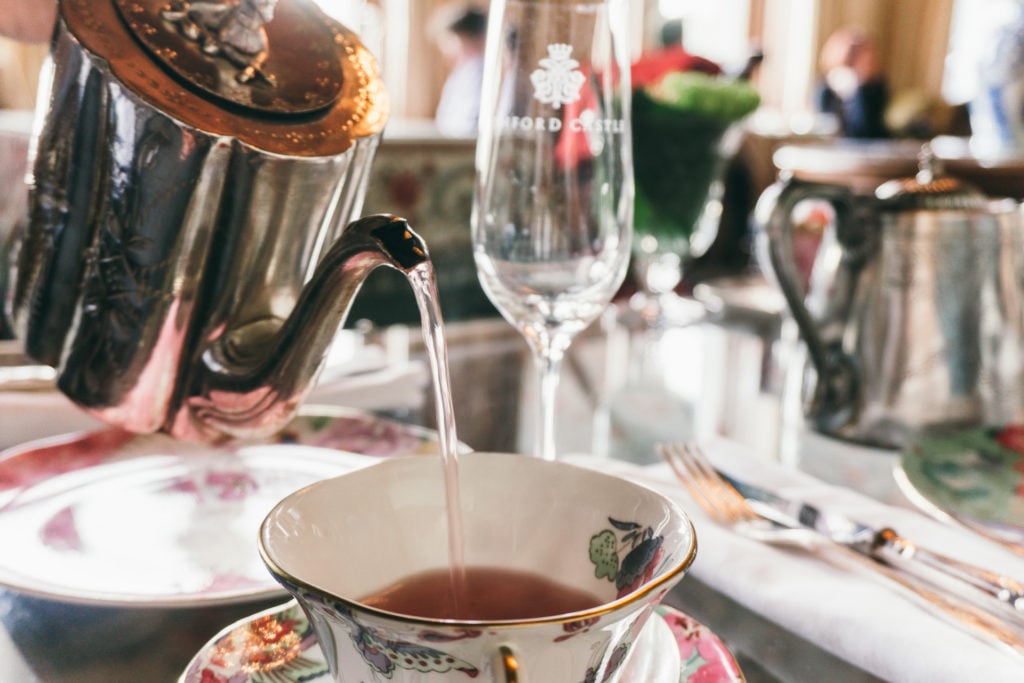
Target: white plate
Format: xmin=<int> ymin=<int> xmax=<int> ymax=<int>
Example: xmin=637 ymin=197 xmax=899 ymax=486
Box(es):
xmin=0 ymin=407 xmax=441 ymax=607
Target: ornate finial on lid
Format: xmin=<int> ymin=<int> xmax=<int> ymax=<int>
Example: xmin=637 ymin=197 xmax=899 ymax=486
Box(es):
xmin=63 ymin=0 xmax=388 ymax=155
xmin=160 ymin=0 xmax=279 ymax=86
xmin=114 ymin=0 xmax=344 ymax=116
xmin=875 ymin=142 xmax=986 ymax=210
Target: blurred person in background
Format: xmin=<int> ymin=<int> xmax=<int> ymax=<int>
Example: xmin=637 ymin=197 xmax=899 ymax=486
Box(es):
xmin=432 ymin=3 xmax=487 ymax=138
xmin=0 ymin=0 xmax=54 ymax=338
xmin=0 ymin=1 xmax=56 ymax=43
xmin=0 ymin=0 xmax=55 ymax=108
xmin=815 ymin=27 xmax=890 ymax=139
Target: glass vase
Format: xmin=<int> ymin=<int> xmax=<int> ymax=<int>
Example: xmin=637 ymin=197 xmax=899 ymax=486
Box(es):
xmin=625 ymin=90 xmax=744 ymax=329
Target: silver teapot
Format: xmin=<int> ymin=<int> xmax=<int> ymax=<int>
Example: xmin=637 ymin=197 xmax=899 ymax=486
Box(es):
xmin=7 ymin=0 xmax=429 ymax=441
xmin=755 ymin=148 xmax=1024 ymax=448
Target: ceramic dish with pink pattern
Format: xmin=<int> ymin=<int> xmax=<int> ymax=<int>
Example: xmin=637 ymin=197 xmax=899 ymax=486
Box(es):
xmin=180 ymin=601 xmax=745 ymax=683
xmin=0 ymin=406 xmax=442 ymax=607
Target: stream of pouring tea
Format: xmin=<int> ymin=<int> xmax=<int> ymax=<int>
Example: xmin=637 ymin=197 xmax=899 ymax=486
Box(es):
xmin=409 ymin=263 xmax=467 ymax=597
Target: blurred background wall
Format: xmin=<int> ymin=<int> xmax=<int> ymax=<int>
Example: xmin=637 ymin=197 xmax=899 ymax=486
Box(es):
xmin=0 ymin=0 xmax=968 ymax=128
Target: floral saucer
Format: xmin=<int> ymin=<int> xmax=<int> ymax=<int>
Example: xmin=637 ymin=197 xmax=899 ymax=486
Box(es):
xmin=180 ymin=601 xmax=744 ymax=683
xmin=897 ymin=425 xmax=1024 ymax=541
xmin=0 ymin=406 xmax=440 ymax=607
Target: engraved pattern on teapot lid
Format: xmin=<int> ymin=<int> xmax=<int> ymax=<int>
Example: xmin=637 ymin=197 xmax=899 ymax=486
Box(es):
xmin=114 ymin=0 xmax=344 ymax=116
xmin=60 ymin=0 xmax=387 ymax=157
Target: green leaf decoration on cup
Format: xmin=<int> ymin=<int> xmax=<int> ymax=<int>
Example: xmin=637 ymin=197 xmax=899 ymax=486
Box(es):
xmin=589 ymin=518 xmax=666 ymax=597
xmin=589 ymin=529 xmax=619 ymax=580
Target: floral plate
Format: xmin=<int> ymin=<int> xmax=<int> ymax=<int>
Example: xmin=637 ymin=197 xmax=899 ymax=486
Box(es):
xmin=0 ymin=406 xmax=441 ymax=607
xmin=180 ymin=601 xmax=744 ymax=683
xmin=897 ymin=425 xmax=1024 ymax=541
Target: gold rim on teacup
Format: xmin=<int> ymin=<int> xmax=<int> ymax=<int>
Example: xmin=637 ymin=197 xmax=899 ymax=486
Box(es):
xmin=259 ymin=519 xmax=697 ymax=629
xmin=258 ymin=454 xmax=697 ymax=629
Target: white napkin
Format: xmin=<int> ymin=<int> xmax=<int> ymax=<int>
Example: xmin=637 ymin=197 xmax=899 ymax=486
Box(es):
xmin=569 ymin=437 xmax=1024 ymax=683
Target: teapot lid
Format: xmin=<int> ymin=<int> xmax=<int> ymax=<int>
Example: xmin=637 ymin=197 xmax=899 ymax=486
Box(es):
xmin=115 ymin=0 xmax=343 ymax=117
xmin=60 ymin=0 xmax=387 ymax=156
xmin=874 ymin=144 xmax=988 ymax=211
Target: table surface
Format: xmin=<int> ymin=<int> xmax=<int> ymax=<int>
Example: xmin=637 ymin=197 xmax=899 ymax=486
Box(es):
xmin=0 ymin=304 xmax=896 ymax=682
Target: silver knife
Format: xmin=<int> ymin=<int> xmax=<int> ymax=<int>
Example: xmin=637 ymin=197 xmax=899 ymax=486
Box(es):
xmin=723 ymin=473 xmax=1024 ymax=622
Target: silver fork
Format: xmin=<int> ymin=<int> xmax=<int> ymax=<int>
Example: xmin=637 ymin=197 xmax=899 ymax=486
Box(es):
xmin=660 ymin=442 xmax=821 ymax=548
xmin=662 ymin=442 xmax=1024 ymax=613
xmin=659 ymin=441 xmax=1024 ymax=659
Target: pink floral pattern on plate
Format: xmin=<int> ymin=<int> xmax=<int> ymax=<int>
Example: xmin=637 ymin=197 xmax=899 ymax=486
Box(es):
xmin=0 ymin=408 xmax=440 ymax=607
xmin=657 ymin=605 xmax=745 ymax=682
xmin=181 ymin=602 xmax=745 ymax=683
xmin=281 ymin=411 xmax=436 ymax=456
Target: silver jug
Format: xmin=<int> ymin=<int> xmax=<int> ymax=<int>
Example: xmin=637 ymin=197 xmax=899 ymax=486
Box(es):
xmin=6 ymin=0 xmax=429 ymax=441
xmin=755 ymin=150 xmax=1024 ymax=448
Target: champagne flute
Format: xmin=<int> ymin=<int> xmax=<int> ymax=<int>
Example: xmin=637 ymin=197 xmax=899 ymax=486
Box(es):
xmin=472 ymin=0 xmax=633 ymax=461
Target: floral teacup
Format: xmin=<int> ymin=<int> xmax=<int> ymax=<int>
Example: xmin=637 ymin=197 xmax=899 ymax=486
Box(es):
xmin=259 ymin=452 xmax=697 ymax=682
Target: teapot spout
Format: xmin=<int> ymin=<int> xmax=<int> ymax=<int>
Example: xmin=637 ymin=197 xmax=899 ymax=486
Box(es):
xmin=170 ymin=214 xmax=428 ymax=440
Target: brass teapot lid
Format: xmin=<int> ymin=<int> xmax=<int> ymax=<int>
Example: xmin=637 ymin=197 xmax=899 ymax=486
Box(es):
xmin=874 ymin=144 xmax=988 ymax=211
xmin=61 ymin=0 xmax=387 ymax=156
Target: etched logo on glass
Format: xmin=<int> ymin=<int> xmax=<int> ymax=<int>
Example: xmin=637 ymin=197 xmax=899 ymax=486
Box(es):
xmin=530 ymin=43 xmax=585 ymax=109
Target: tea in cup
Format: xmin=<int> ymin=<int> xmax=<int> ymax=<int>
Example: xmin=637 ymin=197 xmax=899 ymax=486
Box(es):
xmin=259 ymin=452 xmax=696 ymax=682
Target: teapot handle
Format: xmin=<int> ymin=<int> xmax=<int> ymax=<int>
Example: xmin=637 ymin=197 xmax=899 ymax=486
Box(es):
xmin=496 ymin=646 xmax=520 ymax=682
xmin=754 ymin=175 xmax=866 ymax=433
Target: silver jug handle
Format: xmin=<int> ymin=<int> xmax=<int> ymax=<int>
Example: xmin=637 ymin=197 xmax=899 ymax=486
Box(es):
xmin=753 ymin=175 xmax=869 ymax=433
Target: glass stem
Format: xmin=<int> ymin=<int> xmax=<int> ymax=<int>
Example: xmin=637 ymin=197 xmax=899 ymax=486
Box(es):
xmin=534 ymin=344 xmax=566 ymax=462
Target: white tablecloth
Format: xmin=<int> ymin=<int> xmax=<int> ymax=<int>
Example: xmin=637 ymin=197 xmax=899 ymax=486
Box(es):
xmin=571 ymin=437 xmax=1024 ymax=682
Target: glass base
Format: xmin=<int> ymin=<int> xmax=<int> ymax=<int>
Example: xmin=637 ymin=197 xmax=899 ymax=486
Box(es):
xmin=606 ymin=384 xmax=695 ymax=465
xmin=602 ymin=310 xmax=701 ymax=464
xmin=619 ymin=290 xmax=705 ymax=331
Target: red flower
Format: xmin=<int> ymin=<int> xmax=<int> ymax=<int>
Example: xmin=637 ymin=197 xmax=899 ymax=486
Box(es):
xmin=690 ymin=657 xmax=733 ymax=683
xmin=615 ymin=540 xmax=664 ymax=599
xmin=630 ymin=46 xmax=721 ymax=90
xmin=993 ymin=426 xmax=1024 ymax=496
xmin=554 ymin=616 xmax=600 ymax=642
xmin=554 ymin=47 xmax=722 ymax=170
xmin=199 ymin=669 xmax=226 ymax=683
xmin=995 ymin=425 xmax=1024 ymax=455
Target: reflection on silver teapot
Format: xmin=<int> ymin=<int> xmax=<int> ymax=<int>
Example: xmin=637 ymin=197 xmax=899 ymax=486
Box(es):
xmin=6 ymin=0 xmax=429 ymax=441
xmin=756 ymin=148 xmax=1024 ymax=448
